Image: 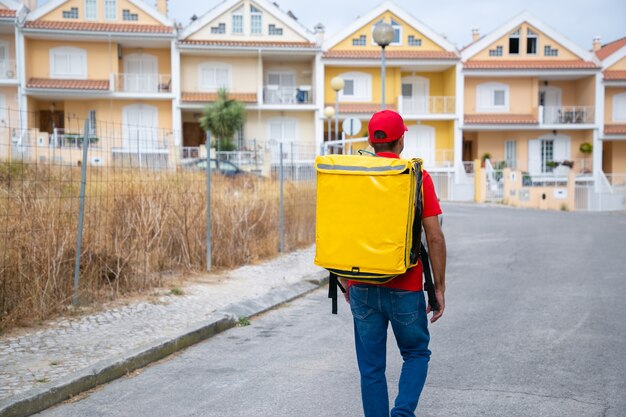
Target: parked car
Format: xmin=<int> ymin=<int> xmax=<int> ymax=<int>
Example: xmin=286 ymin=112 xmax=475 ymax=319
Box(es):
xmin=181 ymin=158 xmax=246 ymax=176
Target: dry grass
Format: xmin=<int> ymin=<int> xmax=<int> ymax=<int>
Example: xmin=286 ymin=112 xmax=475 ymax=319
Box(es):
xmin=0 ymin=162 xmax=315 ymax=331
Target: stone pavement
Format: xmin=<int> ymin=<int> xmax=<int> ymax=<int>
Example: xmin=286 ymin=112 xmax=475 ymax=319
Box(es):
xmin=0 ymin=246 xmax=324 ymax=417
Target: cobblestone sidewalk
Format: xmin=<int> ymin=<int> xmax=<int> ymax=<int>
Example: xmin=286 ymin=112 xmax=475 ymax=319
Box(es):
xmin=0 ymin=246 xmax=322 ymax=405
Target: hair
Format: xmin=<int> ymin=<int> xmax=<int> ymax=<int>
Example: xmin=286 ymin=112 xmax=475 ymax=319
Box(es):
xmin=371 ymin=130 xmax=400 ymax=153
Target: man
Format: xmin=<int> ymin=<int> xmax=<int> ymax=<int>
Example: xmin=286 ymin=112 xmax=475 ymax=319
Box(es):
xmin=342 ymin=110 xmax=446 ymax=417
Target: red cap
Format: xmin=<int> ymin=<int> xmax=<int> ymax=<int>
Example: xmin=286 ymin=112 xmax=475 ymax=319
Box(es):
xmin=368 ymin=110 xmax=408 ymax=143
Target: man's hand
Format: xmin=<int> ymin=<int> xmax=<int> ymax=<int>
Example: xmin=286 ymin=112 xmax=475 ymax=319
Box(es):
xmin=426 ymin=290 xmax=445 ymax=323
xmin=339 ymin=278 xmax=350 ymax=303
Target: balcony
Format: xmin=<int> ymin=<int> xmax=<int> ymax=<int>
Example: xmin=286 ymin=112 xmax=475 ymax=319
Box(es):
xmin=262 ymin=85 xmax=313 ymax=105
xmin=540 ymin=106 xmax=595 ymax=125
xmin=113 ymin=73 xmax=172 ymax=94
xmin=0 ymin=59 xmax=16 ymax=80
xmin=398 ymin=96 xmax=455 ymax=116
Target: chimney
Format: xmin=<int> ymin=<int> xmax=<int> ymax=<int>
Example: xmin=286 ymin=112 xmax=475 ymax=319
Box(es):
xmin=21 ymin=0 xmax=37 ymax=11
xmin=472 ymin=28 xmax=480 ymax=43
xmin=314 ymin=23 xmax=325 ymax=46
xmin=156 ymin=0 xmax=167 ymax=16
xmin=593 ymin=36 xmax=602 ymax=52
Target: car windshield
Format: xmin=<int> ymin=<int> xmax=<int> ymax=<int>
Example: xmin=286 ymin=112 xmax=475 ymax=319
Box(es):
xmin=195 ymin=160 xmax=218 ymax=170
xmin=219 ymin=161 xmax=239 ymax=173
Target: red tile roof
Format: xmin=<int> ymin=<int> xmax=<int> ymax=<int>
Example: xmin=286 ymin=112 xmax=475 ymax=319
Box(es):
xmin=596 ymin=37 xmax=626 ymax=61
xmin=325 ymin=103 xmax=396 ymax=114
xmin=604 ymin=70 xmax=626 ymax=81
xmin=24 ymin=21 xmax=173 ymax=33
xmin=464 ymin=60 xmax=599 ymax=70
xmin=323 ymin=50 xmax=457 ymax=59
xmin=0 ymin=9 xmax=16 ymax=18
xmin=179 ymin=40 xmax=317 ymax=49
xmin=464 ymin=114 xmax=538 ymax=125
xmin=604 ymin=125 xmax=626 ymax=135
xmin=181 ymin=92 xmax=257 ymax=103
xmin=27 ymin=78 xmax=110 ymax=90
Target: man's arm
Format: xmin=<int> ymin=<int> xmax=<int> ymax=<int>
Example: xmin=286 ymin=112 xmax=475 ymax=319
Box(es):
xmin=423 ymin=215 xmax=446 ymax=323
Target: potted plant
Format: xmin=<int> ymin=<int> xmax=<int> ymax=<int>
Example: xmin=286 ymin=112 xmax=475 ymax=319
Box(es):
xmin=579 ymin=142 xmax=593 ymax=155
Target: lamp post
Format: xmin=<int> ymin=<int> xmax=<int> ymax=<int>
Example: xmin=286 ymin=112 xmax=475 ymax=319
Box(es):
xmin=330 ymin=76 xmax=344 ymax=141
xmin=373 ymin=22 xmax=394 ymax=110
xmin=324 ymin=106 xmax=335 ymax=144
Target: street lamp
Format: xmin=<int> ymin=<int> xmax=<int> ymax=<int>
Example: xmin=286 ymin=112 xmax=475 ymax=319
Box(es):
xmin=330 ymin=76 xmax=344 ymax=141
xmin=373 ymin=22 xmax=394 ymax=110
xmin=324 ymin=106 xmax=335 ymax=143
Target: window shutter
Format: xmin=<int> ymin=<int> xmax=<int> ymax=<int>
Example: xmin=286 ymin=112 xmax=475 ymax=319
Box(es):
xmin=528 ymin=139 xmax=541 ymax=174
xmin=477 ymin=85 xmax=491 ymax=111
xmin=216 ymin=68 xmax=229 ymax=88
xmin=552 ymin=136 xmax=571 ymax=175
xmin=614 ymin=93 xmax=626 ymax=121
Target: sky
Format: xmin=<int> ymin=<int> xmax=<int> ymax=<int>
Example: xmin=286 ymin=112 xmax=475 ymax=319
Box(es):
xmin=165 ymin=0 xmax=626 ymax=51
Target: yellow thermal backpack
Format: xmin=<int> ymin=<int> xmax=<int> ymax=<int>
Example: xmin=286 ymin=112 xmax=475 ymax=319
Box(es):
xmin=314 ymin=154 xmax=425 ymax=312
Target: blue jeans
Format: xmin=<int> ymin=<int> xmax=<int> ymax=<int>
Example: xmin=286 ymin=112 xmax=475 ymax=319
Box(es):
xmin=350 ymin=285 xmax=431 ymax=417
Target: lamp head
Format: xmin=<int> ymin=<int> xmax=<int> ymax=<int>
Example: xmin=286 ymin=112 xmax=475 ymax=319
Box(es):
xmin=373 ymin=22 xmax=394 ymax=47
xmin=324 ymin=106 xmax=336 ymax=119
xmin=330 ymin=76 xmax=345 ymax=92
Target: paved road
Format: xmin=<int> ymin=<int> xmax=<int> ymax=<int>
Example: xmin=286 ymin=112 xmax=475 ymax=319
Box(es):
xmin=35 ymin=204 xmax=626 ymax=417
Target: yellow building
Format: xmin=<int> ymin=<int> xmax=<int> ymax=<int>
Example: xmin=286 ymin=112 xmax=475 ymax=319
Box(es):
xmin=0 ymin=0 xmax=21 ymax=159
xmin=176 ymin=0 xmax=322 ymax=173
xmin=321 ymin=1 xmax=461 ymax=175
xmin=460 ymin=12 xmax=601 ymax=194
xmin=17 ymin=0 xmax=176 ymax=167
xmin=597 ymin=37 xmax=626 ymax=180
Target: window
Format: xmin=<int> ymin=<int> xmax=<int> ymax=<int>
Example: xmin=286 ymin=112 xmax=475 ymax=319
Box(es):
xmin=268 ymin=118 xmax=297 ymax=142
xmin=489 ymin=46 xmax=503 ymax=56
xmin=338 ymin=72 xmax=372 ymax=102
xmin=613 ymin=92 xmax=626 ymax=121
xmin=509 ymin=29 xmax=520 ymax=55
xmin=233 ymin=6 xmax=243 ymax=34
xmin=251 ymin=5 xmax=262 ymax=34
xmin=198 ymin=62 xmax=231 ymax=91
xmin=544 ymin=45 xmax=559 ymax=56
xmin=504 ymin=140 xmax=517 ymax=169
xmin=372 ymin=19 xmax=401 ymax=46
xmin=528 ymin=136 xmax=570 ymax=174
xmin=122 ymin=9 xmax=138 ymax=21
xmin=268 ymin=24 xmax=283 ymax=36
xmin=352 ymin=35 xmax=366 ymax=46
xmin=50 ymin=47 xmax=87 ymax=79
xmin=541 ymin=139 xmax=554 ymax=173
xmin=211 ymin=23 xmax=226 ymax=34
xmin=62 ymin=7 xmax=78 ymax=19
xmin=104 ymin=0 xmax=117 ymax=20
xmin=527 ymin=28 xmax=538 ymax=54
xmin=408 ymin=35 xmax=422 ymax=46
xmin=476 ymin=82 xmax=509 ymax=112
xmin=85 ymin=0 xmax=96 ymax=19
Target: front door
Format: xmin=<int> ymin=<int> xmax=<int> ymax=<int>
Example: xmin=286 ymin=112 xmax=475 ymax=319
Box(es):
xmin=401 ymin=76 xmax=429 ymax=114
xmin=123 ymin=104 xmax=158 ymax=150
xmin=401 ymin=124 xmax=435 ymax=166
xmin=124 ymin=54 xmax=158 ymax=93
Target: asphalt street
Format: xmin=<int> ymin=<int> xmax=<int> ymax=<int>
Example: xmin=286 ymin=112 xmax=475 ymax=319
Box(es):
xmin=35 ymin=204 xmax=626 ymax=417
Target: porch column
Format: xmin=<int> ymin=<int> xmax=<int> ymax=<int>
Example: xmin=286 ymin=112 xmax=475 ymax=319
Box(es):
xmin=454 ymin=62 xmax=464 ymax=183
xmin=593 ymin=72 xmax=604 ymax=187
xmin=314 ymin=52 xmax=324 ymax=155
xmin=170 ymin=39 xmax=182 ymax=168
xmin=15 ymin=22 xmax=26 ymax=137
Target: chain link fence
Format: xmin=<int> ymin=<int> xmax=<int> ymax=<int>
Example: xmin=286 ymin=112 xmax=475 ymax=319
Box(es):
xmin=0 ymin=107 xmax=317 ymax=330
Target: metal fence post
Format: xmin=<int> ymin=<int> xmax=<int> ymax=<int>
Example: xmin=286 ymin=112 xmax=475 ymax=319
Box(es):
xmin=72 ymin=113 xmax=93 ymax=306
xmin=279 ymin=142 xmax=285 ymax=253
xmin=206 ymin=131 xmax=212 ymax=271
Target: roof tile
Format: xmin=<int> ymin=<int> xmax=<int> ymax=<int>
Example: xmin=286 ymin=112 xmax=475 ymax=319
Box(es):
xmin=464 ymin=60 xmax=598 ymax=70
xmin=324 ymin=103 xmax=396 ymax=114
xmin=323 ymin=50 xmax=457 ymax=59
xmin=0 ymin=9 xmax=16 ymax=18
xmin=596 ymin=37 xmax=626 ymax=61
xmin=604 ymin=70 xmax=626 ymax=81
xmin=181 ymin=92 xmax=257 ymax=103
xmin=27 ymin=78 xmax=110 ymax=90
xmin=464 ymin=114 xmax=538 ymax=125
xmin=179 ymin=40 xmax=317 ymax=49
xmin=604 ymin=124 xmax=626 ymax=135
xmin=24 ymin=21 xmax=173 ymax=33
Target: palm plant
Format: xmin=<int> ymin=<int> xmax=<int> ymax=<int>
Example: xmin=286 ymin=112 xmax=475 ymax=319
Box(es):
xmin=200 ymin=88 xmax=246 ymax=151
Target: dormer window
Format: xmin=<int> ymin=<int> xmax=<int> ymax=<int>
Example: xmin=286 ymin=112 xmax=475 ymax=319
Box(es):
xmin=104 ymin=0 xmax=116 ymax=20
xmin=232 ymin=6 xmax=243 ymax=34
xmin=251 ymin=5 xmax=262 ymax=35
xmin=85 ymin=0 xmax=96 ymax=20
xmin=527 ymin=28 xmax=538 ymax=54
xmin=509 ymin=29 xmax=520 ymax=55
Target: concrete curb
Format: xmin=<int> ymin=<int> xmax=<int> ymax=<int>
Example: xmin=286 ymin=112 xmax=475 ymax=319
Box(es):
xmin=0 ymin=270 xmax=328 ymax=417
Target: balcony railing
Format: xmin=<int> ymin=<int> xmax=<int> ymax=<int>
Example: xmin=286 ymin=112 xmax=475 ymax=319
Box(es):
xmin=399 ymin=96 xmax=455 ymax=115
xmin=0 ymin=59 xmax=16 ymax=80
xmin=114 ymin=73 xmax=172 ymax=94
xmin=47 ymin=128 xmax=101 ymax=149
xmin=262 ymin=85 xmax=313 ymax=105
xmin=540 ymin=105 xmax=595 ymax=125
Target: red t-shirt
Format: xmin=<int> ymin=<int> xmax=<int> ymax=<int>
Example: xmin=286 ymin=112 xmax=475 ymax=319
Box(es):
xmin=348 ymin=151 xmax=442 ymax=292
